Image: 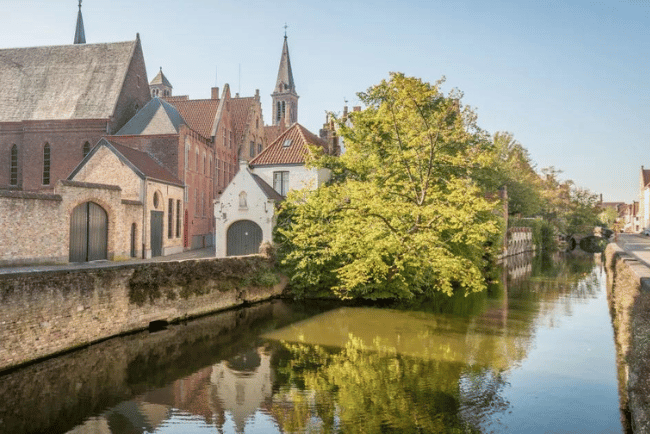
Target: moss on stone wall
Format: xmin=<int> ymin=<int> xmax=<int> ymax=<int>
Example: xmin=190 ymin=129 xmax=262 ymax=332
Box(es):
xmin=128 ymin=256 xmax=280 ymax=307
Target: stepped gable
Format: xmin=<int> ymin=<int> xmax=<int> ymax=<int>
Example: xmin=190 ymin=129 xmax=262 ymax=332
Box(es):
xmin=166 ymin=98 xmax=219 ymax=139
xmin=250 ymin=123 xmax=328 ymax=166
xmin=231 ymin=97 xmax=255 ymax=145
xmin=0 ymin=40 xmax=138 ymax=122
xmin=115 ymin=97 xmax=185 ymax=135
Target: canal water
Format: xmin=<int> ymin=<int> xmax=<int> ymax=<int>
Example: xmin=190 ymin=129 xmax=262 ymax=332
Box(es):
xmin=0 ymin=252 xmax=625 ymax=433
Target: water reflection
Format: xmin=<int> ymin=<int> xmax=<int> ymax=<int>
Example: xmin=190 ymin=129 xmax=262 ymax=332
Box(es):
xmin=0 ymin=252 xmax=623 ymax=434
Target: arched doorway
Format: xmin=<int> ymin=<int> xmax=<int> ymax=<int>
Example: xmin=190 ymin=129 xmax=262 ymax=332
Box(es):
xmin=227 ymin=220 xmax=262 ymax=256
xmin=69 ymin=202 xmax=108 ymax=262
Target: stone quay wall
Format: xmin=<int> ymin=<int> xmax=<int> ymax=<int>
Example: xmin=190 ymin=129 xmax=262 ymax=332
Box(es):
xmin=605 ymin=243 xmax=650 ymax=433
xmin=0 ymin=255 xmax=286 ymax=373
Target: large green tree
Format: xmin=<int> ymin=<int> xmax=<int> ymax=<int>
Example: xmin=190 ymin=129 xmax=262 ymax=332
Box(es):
xmin=275 ymin=73 xmax=502 ymax=300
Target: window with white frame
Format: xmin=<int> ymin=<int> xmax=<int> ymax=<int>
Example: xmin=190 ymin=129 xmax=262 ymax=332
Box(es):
xmin=273 ymin=171 xmax=289 ymax=196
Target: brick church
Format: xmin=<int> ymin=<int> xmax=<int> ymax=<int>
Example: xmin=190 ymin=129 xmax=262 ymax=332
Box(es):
xmin=0 ymin=2 xmax=151 ymax=192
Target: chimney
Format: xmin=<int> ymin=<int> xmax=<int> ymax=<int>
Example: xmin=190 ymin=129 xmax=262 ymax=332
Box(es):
xmin=353 ymin=106 xmax=361 ymax=112
xmin=211 ymin=87 xmax=220 ymax=99
xmin=235 ymin=93 xmax=239 ymax=98
xmin=343 ymin=106 xmax=348 ymax=118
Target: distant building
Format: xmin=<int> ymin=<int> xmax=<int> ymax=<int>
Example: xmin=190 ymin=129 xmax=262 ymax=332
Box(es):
xmin=149 ymin=67 xmax=173 ymax=98
xmin=639 ymin=166 xmax=650 ymax=230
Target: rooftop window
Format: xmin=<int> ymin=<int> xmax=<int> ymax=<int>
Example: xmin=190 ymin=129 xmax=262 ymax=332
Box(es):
xmin=282 ymin=138 xmax=292 ymax=148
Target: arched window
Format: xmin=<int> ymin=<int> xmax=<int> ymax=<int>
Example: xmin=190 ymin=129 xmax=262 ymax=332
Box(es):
xmin=10 ymin=144 xmax=17 ymax=186
xmin=42 ymin=143 xmax=50 ymax=185
xmin=195 ymin=148 xmax=199 ymax=171
xmin=82 ymin=141 xmax=91 ymax=158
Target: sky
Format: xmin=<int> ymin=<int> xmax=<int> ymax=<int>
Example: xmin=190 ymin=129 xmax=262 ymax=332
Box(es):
xmin=1 ymin=0 xmax=649 ymax=202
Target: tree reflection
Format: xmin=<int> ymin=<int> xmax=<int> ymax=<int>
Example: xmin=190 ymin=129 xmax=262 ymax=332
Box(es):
xmin=270 ymin=335 xmax=509 ymax=433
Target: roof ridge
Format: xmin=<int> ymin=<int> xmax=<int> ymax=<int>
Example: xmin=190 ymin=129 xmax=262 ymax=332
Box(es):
xmin=0 ymin=39 xmax=135 ymax=52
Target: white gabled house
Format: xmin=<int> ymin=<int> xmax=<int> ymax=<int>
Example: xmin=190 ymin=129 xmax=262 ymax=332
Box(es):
xmin=214 ymin=123 xmax=333 ymax=257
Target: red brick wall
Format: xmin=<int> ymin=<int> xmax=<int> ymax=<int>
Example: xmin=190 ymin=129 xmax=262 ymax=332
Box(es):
xmin=6 ymin=119 xmax=107 ymax=191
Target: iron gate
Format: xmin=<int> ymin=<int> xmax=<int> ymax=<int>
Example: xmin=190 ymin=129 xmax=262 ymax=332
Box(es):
xmin=69 ymin=202 xmax=108 ymax=262
xmin=227 ymin=220 xmax=262 ymax=256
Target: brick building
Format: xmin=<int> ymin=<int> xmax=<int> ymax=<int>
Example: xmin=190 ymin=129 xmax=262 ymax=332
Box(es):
xmin=0 ymin=35 xmax=151 ymax=192
xmin=231 ymin=90 xmax=268 ymax=162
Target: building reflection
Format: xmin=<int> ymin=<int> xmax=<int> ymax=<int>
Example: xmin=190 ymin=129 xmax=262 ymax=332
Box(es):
xmin=64 ymin=345 xmax=276 ymax=434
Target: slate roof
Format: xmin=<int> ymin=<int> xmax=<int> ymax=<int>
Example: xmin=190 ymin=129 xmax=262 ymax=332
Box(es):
xmin=250 ymin=123 xmax=328 ymax=166
xmin=69 ymin=138 xmax=183 ymax=187
xmin=166 ymin=99 xmax=219 ymax=139
xmin=252 ymin=174 xmax=284 ymax=202
xmin=115 ymin=97 xmax=185 ymax=135
xmin=150 ymin=68 xmax=172 ymax=88
xmin=273 ymin=36 xmax=296 ymax=95
xmin=0 ymin=40 xmax=138 ymax=122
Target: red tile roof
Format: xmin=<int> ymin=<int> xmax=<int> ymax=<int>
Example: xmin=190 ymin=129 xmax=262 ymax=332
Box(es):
xmin=166 ymin=99 xmax=219 ymax=139
xmin=250 ymin=123 xmax=328 ymax=166
xmin=106 ymin=139 xmax=183 ymax=186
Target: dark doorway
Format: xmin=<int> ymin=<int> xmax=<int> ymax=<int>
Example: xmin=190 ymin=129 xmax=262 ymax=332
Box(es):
xmin=69 ymin=202 xmax=108 ymax=262
xmin=150 ymin=211 xmax=163 ymax=257
xmin=227 ymin=220 xmax=263 ymax=256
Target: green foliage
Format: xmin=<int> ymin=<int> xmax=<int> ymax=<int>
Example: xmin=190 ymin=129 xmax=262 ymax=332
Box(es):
xmin=275 ymin=73 xmax=502 ymax=300
xmin=599 ymin=207 xmax=618 ymax=228
xmin=270 ymin=337 xmax=505 ymax=433
xmin=478 ymin=131 xmax=543 ymax=217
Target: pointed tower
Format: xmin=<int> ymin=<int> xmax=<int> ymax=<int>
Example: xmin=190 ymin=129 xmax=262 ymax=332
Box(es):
xmin=271 ymin=32 xmax=299 ymax=126
xmin=149 ymin=67 xmax=173 ymax=98
xmin=74 ymin=0 xmax=86 ymax=44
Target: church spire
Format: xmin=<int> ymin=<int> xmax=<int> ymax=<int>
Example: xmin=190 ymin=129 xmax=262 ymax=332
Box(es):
xmin=271 ymin=28 xmax=298 ymax=126
xmin=74 ymin=0 xmax=86 ymax=44
xmin=273 ymin=31 xmax=295 ymax=95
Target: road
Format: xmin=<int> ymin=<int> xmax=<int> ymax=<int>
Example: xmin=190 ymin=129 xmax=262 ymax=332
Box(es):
xmin=615 ymin=233 xmax=650 ymax=267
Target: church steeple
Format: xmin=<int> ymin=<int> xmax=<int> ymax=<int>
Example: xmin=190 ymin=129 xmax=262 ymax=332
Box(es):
xmin=74 ymin=0 xmax=86 ymax=44
xmin=271 ymin=29 xmax=298 ymax=126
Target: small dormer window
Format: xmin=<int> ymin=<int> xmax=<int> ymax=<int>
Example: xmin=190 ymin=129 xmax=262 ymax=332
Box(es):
xmin=282 ymin=138 xmax=292 ymax=148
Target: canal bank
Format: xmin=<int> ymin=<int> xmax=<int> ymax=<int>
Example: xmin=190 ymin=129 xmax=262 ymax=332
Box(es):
xmin=605 ymin=240 xmax=650 ymax=433
xmin=0 ymin=254 xmax=287 ymax=373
